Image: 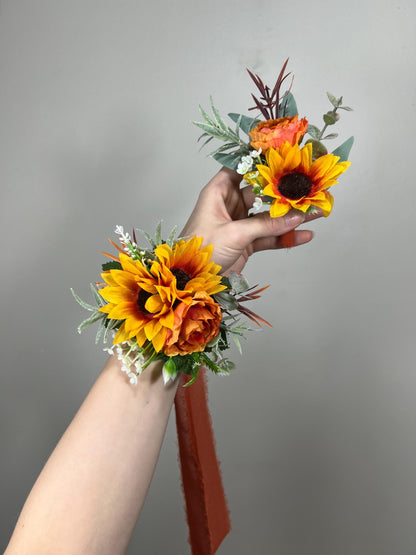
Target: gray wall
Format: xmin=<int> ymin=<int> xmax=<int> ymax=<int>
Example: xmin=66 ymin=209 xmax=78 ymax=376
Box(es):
xmin=1 ymin=1 xmax=415 ymax=553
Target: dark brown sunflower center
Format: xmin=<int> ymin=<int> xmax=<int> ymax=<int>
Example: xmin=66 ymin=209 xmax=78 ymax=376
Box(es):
xmin=171 ymin=268 xmax=191 ymax=290
xmin=278 ymin=172 xmax=312 ymax=200
xmin=137 ymin=289 xmax=152 ymax=314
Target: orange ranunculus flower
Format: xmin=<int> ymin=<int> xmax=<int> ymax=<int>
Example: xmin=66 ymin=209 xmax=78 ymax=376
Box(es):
xmin=99 ymin=236 xmax=225 ymax=353
xmin=249 ymin=115 xmax=308 ymax=151
xmin=164 ymin=292 xmax=222 ymax=356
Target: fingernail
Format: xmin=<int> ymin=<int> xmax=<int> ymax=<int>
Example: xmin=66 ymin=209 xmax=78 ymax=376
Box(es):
xmin=285 ymin=210 xmax=305 ymax=226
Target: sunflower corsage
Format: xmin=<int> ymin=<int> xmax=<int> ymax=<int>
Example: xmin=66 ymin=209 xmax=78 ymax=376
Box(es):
xmin=72 ymin=224 xmax=269 ymax=386
xmin=193 ymin=59 xmax=354 ymax=219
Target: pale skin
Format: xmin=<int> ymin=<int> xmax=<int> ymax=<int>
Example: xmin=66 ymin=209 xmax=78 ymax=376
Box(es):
xmin=5 ymin=168 xmax=322 ymax=554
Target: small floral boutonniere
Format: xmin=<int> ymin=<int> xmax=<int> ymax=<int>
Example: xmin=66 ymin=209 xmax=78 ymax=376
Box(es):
xmin=193 ymin=59 xmax=353 ymax=219
xmin=72 ymin=224 xmax=270 ymax=386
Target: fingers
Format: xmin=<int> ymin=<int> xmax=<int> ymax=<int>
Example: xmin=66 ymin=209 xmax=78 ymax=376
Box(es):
xmin=251 ymin=229 xmax=314 ymax=253
xmin=234 ymin=209 xmax=307 ymax=246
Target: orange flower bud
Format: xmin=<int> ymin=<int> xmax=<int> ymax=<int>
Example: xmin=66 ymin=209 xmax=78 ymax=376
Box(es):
xmin=164 ymin=292 xmax=222 ymax=356
xmin=249 ymin=115 xmax=308 ymax=151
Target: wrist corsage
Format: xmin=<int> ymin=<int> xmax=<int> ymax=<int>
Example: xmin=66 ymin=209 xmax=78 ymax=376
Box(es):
xmin=193 ymin=58 xmax=353 ymax=219
xmin=72 ymin=224 xmax=269 ymax=386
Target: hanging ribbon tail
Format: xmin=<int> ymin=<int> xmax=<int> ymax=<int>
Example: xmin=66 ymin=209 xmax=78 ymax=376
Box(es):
xmin=174 ymin=368 xmax=231 ymax=554
xmin=279 ymin=229 xmax=296 ymax=248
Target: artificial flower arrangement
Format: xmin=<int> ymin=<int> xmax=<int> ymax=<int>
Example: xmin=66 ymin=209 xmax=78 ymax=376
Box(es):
xmin=193 ymin=58 xmax=353 ymax=220
xmin=73 ymin=60 xmax=353 ymax=388
xmin=72 ymin=224 xmax=269 ymax=386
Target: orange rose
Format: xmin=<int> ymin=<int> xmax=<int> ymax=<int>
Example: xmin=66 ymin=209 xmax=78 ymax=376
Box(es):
xmin=249 ymin=115 xmax=308 ymax=151
xmin=164 ymin=292 xmax=222 ymax=356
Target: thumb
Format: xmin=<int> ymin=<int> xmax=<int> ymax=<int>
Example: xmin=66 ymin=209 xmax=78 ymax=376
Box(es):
xmin=234 ymin=209 xmax=306 ymax=245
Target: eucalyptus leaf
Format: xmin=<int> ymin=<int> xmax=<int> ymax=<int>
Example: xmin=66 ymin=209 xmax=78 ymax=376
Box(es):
xmin=306 ymin=124 xmax=321 ymax=139
xmin=214 ymin=290 xmax=239 ymax=310
xmin=331 ymin=136 xmax=354 ymax=162
xmin=211 ymin=151 xmax=241 ymax=170
xmin=234 ymin=113 xmax=243 ymax=140
xmin=228 ymin=113 xmax=260 ymax=135
xmin=323 ymin=112 xmax=337 ymax=125
xmin=323 ymin=133 xmax=339 ymax=140
xmin=280 ymin=91 xmax=298 ymax=117
xmin=228 ymin=271 xmax=249 ymax=293
xmin=339 ymin=106 xmax=353 ymax=111
xmin=327 ymin=92 xmax=338 ymax=108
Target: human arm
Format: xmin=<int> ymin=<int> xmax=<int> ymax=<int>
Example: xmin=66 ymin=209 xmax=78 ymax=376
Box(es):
xmin=6 ymin=168 xmax=321 ymax=554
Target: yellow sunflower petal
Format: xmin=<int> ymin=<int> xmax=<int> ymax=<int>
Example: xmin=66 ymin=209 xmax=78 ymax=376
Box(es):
xmin=145 ymin=294 xmax=164 ymax=314
xmin=270 ymin=199 xmax=291 ymax=218
xmin=309 ymin=190 xmax=334 ymax=216
xmin=114 ymin=322 xmax=133 ymax=344
xmin=151 ymin=327 xmax=168 ymax=353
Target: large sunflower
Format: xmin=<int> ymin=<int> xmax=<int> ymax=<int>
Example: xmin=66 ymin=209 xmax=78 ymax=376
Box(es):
xmin=253 ymin=141 xmax=351 ymax=217
xmin=99 ymin=236 xmax=225 ymax=352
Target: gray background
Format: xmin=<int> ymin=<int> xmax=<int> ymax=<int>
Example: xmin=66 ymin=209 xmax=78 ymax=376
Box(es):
xmin=1 ymin=0 xmax=415 ymax=553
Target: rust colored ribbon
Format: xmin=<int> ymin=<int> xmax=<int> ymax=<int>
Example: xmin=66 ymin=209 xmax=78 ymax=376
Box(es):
xmin=174 ymin=368 xmax=230 ymax=554
xmin=279 ymin=229 xmax=296 ymax=248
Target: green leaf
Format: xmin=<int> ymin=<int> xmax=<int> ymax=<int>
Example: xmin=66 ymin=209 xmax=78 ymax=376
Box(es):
xmin=210 ymin=96 xmax=228 ymax=132
xmin=211 ymin=142 xmax=241 ymax=155
xmin=280 ymin=91 xmax=298 ymax=117
xmin=71 ymin=288 xmax=97 ymax=312
xmin=228 ymin=113 xmax=260 ymax=135
xmin=198 ymin=135 xmax=214 ymax=151
xmin=232 ymin=333 xmax=242 ymax=355
xmin=198 ymin=104 xmax=215 ymax=125
xmin=211 ymin=151 xmax=241 ymax=170
xmin=154 ymin=221 xmax=162 ymax=245
xmin=183 ymin=368 xmax=200 ymax=387
xmin=166 ymin=226 xmax=177 ymax=248
xmin=331 ymin=136 xmax=354 ymax=161
xmin=327 ymin=92 xmax=338 ymax=108
xmin=306 ymin=124 xmax=321 ymax=140
xmin=322 ymin=133 xmax=339 ymax=140
xmin=323 ymin=112 xmax=337 ymax=125
xmin=103 ymin=318 xmax=119 ymax=343
xmin=305 ymin=139 xmax=328 ymax=160
xmin=228 ymin=271 xmax=249 ymax=293
xmin=214 ymin=290 xmax=238 ymax=310
xmin=339 ymin=106 xmax=353 ymax=111
xmin=102 ymin=261 xmax=122 ymax=272
xmin=77 ymin=311 xmax=106 ymax=333
xmin=192 ymin=121 xmax=226 ymax=139
xmin=136 ymin=228 xmax=156 ymax=248
xmin=175 ymin=354 xmax=198 ymax=375
xmin=90 ymin=283 xmax=106 ymax=307
xmin=95 ymin=317 xmax=106 ymax=343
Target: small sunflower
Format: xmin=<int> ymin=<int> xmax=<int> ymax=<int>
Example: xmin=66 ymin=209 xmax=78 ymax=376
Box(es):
xmin=99 ymin=236 xmax=225 ymax=352
xmin=252 ymin=141 xmax=351 ymax=217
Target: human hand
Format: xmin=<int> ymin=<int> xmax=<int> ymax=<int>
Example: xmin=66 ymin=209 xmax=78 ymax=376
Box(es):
xmin=181 ymin=167 xmax=323 ymax=274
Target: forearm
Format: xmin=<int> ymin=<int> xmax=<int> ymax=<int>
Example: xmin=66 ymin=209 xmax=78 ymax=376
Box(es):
xmin=6 ymin=357 xmax=178 ymax=555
